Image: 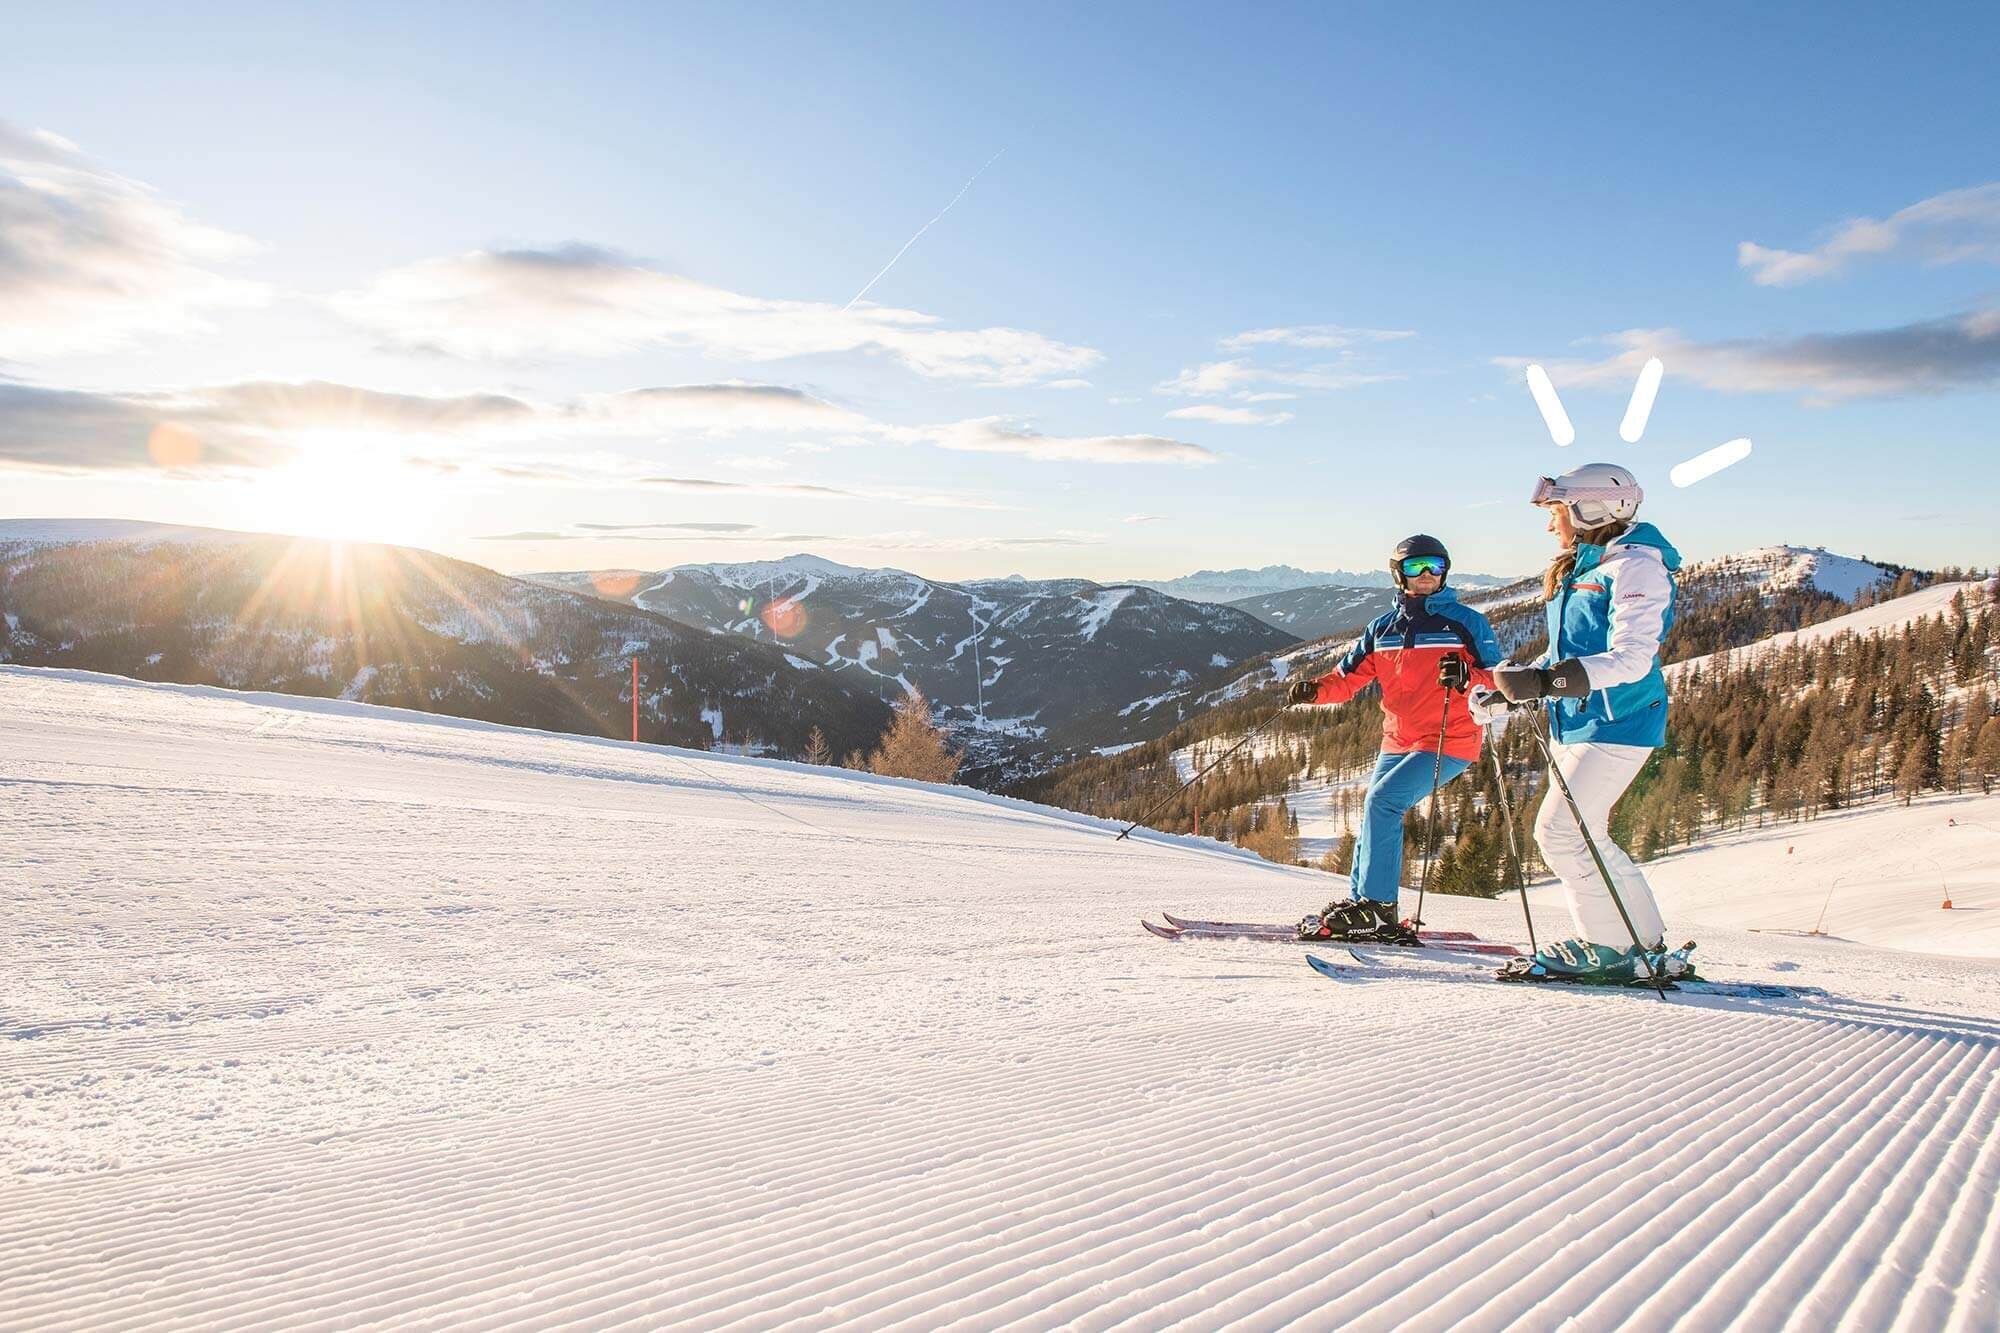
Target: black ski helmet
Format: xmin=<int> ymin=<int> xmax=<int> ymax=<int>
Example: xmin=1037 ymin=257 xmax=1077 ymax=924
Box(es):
xmin=1391 ymin=534 xmax=1450 ymax=589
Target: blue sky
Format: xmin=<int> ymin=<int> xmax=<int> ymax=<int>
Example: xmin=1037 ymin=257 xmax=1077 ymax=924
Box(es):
xmin=3 ymin=2 xmax=1997 ymax=580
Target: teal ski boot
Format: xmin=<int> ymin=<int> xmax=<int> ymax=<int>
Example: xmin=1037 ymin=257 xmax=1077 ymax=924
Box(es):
xmin=1497 ymin=938 xmax=1672 ymax=987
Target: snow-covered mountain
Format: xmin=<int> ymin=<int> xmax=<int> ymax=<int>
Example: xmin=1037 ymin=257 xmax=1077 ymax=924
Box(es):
xmin=5 ymin=665 xmax=1995 ymax=1328
xmin=534 ymin=555 xmax=1299 ymax=781
xmin=0 ymin=520 xmax=892 ymax=758
xmin=1681 ymin=544 xmax=1901 ymax=602
xmin=1130 ymin=563 xmax=1517 ymax=603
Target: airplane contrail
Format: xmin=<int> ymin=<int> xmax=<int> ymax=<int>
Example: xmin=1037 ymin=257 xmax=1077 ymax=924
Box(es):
xmin=842 ymin=148 xmax=1008 ymax=311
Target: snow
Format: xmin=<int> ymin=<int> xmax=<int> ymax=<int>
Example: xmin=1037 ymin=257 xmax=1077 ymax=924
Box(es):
xmin=875 ymin=625 xmax=897 ymax=653
xmin=783 ymin=653 xmax=819 ymax=671
xmin=1625 ymin=793 xmax=2000 ymax=957
xmin=699 ymin=703 xmax=723 ymax=739
xmin=1074 ymin=586 xmax=1135 ymax=641
xmin=1684 ymin=544 xmax=1895 ymax=603
xmin=4 ymin=665 xmax=1998 ymax=1329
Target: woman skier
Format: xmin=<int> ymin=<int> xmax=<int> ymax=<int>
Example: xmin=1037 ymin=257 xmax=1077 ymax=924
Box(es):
xmin=1487 ymin=463 xmax=1696 ymax=983
xmin=1286 ymin=535 xmax=1504 ymax=941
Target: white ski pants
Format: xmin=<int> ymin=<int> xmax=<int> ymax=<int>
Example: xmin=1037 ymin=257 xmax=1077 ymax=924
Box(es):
xmin=1532 ymin=741 xmax=1666 ymax=950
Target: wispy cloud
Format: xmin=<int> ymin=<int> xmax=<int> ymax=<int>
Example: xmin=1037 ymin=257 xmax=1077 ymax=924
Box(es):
xmin=575 ymin=521 xmax=757 ymax=533
xmin=1156 ymin=359 xmax=1398 ymax=397
xmin=0 ymin=372 xmax=1215 ymax=486
xmin=926 ymin=417 xmax=1218 ymax=465
xmin=0 ymin=381 xmax=294 ymax=472
xmin=1123 ymin=514 xmax=1168 ymax=524
xmin=333 ymin=243 xmax=1100 ymax=387
xmin=1164 ymin=404 xmax=1294 ymax=426
xmin=475 ymin=525 xmax=1104 ymax=553
xmin=1499 ymin=309 xmax=2000 ymax=401
xmin=1739 ymin=183 xmax=2000 ymax=286
xmin=0 ymin=120 xmax=267 ymax=359
xmin=1219 ymin=324 xmax=1414 ymax=351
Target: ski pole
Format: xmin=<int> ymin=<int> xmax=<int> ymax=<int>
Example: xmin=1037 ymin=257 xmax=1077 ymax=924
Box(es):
xmin=1485 ymin=710 xmax=1537 ymax=956
xmin=1527 ymin=711 xmax=1669 ymax=1001
xmin=1115 ymin=704 xmax=1287 ymax=841
xmin=1410 ymin=667 xmax=1458 ymax=928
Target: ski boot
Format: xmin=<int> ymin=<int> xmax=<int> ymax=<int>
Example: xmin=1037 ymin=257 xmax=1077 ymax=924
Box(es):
xmin=1297 ymin=899 xmax=1411 ymax=943
xmin=1496 ymin=938 xmax=1671 ymax=987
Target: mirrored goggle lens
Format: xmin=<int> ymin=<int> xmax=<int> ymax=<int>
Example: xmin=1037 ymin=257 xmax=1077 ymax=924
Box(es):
xmin=1530 ymin=477 xmax=1560 ymax=504
xmin=1399 ymin=556 xmax=1447 ymax=577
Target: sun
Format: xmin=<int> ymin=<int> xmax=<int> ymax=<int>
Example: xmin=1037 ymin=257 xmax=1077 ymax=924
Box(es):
xmin=248 ymin=434 xmax=440 ymax=548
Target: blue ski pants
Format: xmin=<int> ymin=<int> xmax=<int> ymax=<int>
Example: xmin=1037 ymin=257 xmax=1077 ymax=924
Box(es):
xmin=1350 ymin=748 xmax=1471 ymax=904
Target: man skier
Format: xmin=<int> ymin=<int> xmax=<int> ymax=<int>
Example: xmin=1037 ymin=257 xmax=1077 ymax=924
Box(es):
xmin=1285 ymin=535 xmax=1504 ymax=941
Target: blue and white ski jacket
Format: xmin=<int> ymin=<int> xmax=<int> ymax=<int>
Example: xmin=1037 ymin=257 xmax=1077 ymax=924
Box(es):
xmin=1540 ymin=521 xmax=1682 ymax=748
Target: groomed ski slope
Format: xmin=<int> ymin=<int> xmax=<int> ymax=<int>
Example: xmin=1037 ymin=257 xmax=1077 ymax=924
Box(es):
xmin=4 ymin=667 xmax=1999 ymax=1331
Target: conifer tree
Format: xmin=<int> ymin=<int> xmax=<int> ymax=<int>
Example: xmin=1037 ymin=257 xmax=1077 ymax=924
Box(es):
xmin=803 ymin=725 xmax=833 ymax=767
xmin=867 ymin=690 xmax=963 ymax=784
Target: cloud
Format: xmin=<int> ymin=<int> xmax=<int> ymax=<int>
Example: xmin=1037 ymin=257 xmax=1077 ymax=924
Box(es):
xmin=1501 ymin=309 xmax=2000 ymax=400
xmin=333 ymin=243 xmax=1101 ymax=386
xmin=0 ymin=120 xmax=266 ymax=358
xmin=1219 ymin=324 xmax=1415 ymax=351
xmin=1164 ymin=404 xmax=1294 ymax=426
xmin=472 ymin=526 xmax=1101 ymax=553
xmin=1 ymin=371 xmax=1206 ymax=490
xmin=1044 ymin=378 xmax=1093 ymax=389
xmin=926 ymin=417 xmax=1218 ymax=465
xmin=1123 ymin=514 xmax=1167 ymax=523
xmin=575 ymin=521 xmax=757 ymax=533
xmin=1155 ymin=358 xmax=1399 ymax=397
xmin=583 ymin=382 xmax=872 ymax=435
xmin=0 ymin=381 xmax=295 ymax=472
xmin=1739 ymin=183 xmax=2000 ymax=286
xmin=201 ymin=381 xmax=536 ymax=434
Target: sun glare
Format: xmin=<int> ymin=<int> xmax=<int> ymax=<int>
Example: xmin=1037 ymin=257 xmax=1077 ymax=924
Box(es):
xmin=249 ymin=437 xmax=438 ymax=547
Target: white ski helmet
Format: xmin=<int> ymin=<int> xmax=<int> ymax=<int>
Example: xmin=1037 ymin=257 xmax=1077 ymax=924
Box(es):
xmin=1532 ymin=462 xmax=1643 ymax=527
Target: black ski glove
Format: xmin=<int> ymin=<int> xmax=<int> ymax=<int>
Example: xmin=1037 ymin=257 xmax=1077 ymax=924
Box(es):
xmin=1436 ymin=656 xmax=1470 ymax=693
xmin=1286 ymin=676 xmax=1319 ymax=706
xmin=1492 ymin=659 xmax=1593 ymax=703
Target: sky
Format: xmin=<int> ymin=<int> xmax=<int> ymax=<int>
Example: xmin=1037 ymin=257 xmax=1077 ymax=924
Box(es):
xmin=3 ymin=2 xmax=1998 ymax=583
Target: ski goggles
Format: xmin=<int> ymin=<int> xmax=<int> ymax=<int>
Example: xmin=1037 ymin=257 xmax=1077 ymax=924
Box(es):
xmin=1531 ymin=476 xmax=1645 ymax=506
xmin=1397 ymin=555 xmax=1448 ymax=578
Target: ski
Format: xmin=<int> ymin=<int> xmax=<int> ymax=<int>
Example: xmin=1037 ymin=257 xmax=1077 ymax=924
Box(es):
xmin=1163 ymin=911 xmax=1480 ymax=941
xmin=1313 ymin=947 xmax=1822 ymax=999
xmin=1145 ymin=919 xmax=1521 ymax=956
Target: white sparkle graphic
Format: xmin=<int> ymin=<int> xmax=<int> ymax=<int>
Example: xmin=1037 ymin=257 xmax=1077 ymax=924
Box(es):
xmin=1524 ymin=359 xmax=1752 ymax=487
xmin=1619 ymin=356 xmax=1664 ymax=444
xmin=1525 ymin=364 xmax=1576 ymax=446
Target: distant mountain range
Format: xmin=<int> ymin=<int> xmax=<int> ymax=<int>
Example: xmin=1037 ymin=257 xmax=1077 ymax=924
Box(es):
xmin=531 ymin=554 xmax=1298 ymax=782
xmin=0 ymin=522 xmax=892 ymax=759
xmin=1128 ymin=564 xmax=1519 ymax=604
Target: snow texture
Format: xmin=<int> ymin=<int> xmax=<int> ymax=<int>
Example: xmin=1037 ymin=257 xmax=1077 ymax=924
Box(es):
xmin=3 ymin=665 xmax=1998 ymax=1330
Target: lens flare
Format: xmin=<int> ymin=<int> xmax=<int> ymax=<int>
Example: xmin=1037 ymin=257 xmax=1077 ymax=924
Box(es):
xmin=147 ymin=422 xmax=203 ymax=468
xmin=761 ymin=597 xmax=807 ymax=638
xmin=592 ymin=570 xmax=643 ymax=599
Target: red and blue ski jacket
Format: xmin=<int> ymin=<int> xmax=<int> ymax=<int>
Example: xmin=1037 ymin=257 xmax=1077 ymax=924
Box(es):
xmin=1303 ymin=588 xmax=1503 ymax=761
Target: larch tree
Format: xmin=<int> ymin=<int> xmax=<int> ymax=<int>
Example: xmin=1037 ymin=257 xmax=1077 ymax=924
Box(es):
xmin=867 ymin=690 xmax=963 ymax=785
